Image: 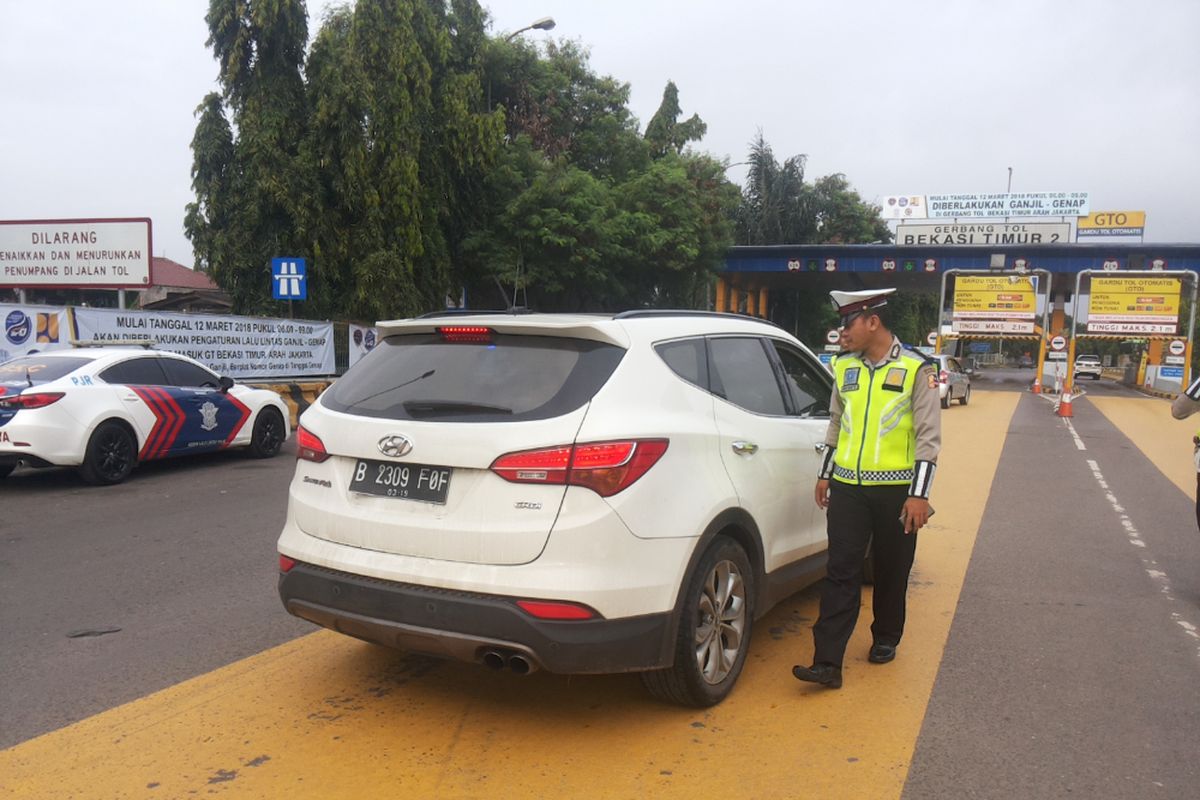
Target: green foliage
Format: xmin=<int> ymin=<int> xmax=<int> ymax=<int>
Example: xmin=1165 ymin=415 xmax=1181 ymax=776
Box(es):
xmin=186 ymin=2 xmax=868 ymax=321
xmin=644 ymin=81 xmax=707 ymax=158
xmin=736 ymin=131 xmax=890 ymax=246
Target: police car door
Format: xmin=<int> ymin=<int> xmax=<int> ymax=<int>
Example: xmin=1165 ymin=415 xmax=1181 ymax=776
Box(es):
xmin=707 ymin=336 xmax=811 ymax=575
xmin=98 ymin=355 xmax=176 ymax=460
xmin=157 ymin=356 xmax=251 ymax=455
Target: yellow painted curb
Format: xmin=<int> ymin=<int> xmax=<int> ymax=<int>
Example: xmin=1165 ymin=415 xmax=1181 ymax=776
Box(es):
xmin=0 ymin=393 xmax=1021 ymax=800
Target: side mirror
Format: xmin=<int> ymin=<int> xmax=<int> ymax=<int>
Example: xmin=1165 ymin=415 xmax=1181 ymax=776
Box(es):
xmin=965 ymin=368 xmax=975 ymax=376
xmin=219 ymin=376 xmax=235 ymax=393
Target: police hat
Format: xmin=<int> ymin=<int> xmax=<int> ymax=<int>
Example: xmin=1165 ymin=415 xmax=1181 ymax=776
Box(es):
xmin=830 ymin=288 xmax=895 ymax=320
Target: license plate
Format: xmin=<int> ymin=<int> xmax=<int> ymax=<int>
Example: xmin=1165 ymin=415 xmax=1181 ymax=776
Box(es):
xmin=349 ymin=459 xmax=452 ymax=503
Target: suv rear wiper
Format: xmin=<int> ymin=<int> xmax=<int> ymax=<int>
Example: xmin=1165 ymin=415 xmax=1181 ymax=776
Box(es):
xmin=402 ymin=400 xmax=514 ymax=417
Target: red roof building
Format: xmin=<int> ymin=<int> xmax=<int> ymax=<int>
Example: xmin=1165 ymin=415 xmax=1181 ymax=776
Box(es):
xmin=138 ymin=257 xmax=232 ymax=311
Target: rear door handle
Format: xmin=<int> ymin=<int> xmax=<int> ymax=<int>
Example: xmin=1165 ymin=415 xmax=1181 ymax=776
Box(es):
xmin=731 ymin=441 xmax=758 ymax=456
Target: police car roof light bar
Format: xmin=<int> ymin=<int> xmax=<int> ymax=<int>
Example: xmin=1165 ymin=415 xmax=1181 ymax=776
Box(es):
xmin=70 ymin=339 xmax=156 ymax=349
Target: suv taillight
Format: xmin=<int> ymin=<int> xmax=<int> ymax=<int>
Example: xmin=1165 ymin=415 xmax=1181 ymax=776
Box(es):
xmin=490 ymin=439 xmax=669 ymax=497
xmin=0 ymin=392 xmax=64 ymax=410
xmin=296 ymin=425 xmax=329 ymax=462
xmin=939 ymin=370 xmax=949 ymax=384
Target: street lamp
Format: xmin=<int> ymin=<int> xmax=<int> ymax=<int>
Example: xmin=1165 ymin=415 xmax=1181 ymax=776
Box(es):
xmin=490 ymin=17 xmax=556 ymax=109
xmin=505 ymin=16 xmax=555 ymax=41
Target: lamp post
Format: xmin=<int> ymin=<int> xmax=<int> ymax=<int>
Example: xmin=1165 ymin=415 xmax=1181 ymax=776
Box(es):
xmin=505 ymin=16 xmax=555 ymax=41
xmin=489 ymin=16 xmax=556 ymax=109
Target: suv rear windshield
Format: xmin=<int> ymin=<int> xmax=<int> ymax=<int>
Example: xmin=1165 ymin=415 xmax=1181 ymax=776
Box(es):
xmin=321 ymin=333 xmax=625 ymax=422
xmin=0 ymin=356 xmax=93 ymax=385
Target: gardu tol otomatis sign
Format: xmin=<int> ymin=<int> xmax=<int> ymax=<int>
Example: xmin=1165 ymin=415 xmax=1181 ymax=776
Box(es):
xmin=1086 ymin=276 xmax=1181 ymax=334
xmin=0 ymin=218 xmax=152 ymax=288
xmin=951 ymin=275 xmax=1038 ymax=334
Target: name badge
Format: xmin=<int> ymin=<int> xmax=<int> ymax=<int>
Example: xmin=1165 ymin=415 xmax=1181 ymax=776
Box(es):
xmin=882 ymin=367 xmax=907 ymax=392
xmin=841 ymin=367 xmax=860 ymax=392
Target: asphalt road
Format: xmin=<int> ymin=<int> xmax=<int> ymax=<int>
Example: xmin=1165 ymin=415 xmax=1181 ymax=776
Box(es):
xmin=904 ymin=389 xmax=1200 ymax=797
xmin=3 ymin=377 xmax=1197 ymax=797
xmin=0 ymin=442 xmax=308 ymax=749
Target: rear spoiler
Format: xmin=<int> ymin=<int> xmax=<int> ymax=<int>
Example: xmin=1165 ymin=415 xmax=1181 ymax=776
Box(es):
xmin=375 ymin=316 xmax=629 ymax=348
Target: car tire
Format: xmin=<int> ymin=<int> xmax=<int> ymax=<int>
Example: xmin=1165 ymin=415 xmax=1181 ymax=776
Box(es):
xmin=248 ymin=408 xmax=285 ymax=458
xmin=641 ymin=536 xmax=755 ymax=707
xmin=79 ymin=421 xmax=137 ymax=485
xmin=959 ymin=385 xmax=970 ymax=405
xmin=940 ymin=392 xmax=950 ymax=409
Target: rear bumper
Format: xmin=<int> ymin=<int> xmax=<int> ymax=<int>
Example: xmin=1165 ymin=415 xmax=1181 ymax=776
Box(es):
xmin=278 ymin=561 xmax=674 ymax=674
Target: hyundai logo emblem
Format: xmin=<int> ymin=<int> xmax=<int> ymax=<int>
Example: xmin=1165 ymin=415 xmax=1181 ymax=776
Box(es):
xmin=377 ymin=434 xmax=413 ymax=458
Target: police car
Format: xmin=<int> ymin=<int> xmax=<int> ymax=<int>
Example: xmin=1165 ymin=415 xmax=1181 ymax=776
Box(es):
xmin=0 ymin=343 xmax=290 ymax=484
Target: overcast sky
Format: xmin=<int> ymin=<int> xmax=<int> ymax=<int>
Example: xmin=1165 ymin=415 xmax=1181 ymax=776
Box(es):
xmin=2 ymin=0 xmax=1197 ymax=268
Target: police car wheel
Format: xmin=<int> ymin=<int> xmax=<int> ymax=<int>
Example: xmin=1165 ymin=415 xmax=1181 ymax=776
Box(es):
xmin=248 ymin=408 xmax=285 ymax=459
xmin=80 ymin=421 xmax=136 ymax=485
xmin=641 ymin=536 xmax=754 ymax=707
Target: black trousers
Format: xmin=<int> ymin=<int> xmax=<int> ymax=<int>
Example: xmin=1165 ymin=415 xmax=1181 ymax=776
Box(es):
xmin=813 ymin=481 xmax=918 ymax=668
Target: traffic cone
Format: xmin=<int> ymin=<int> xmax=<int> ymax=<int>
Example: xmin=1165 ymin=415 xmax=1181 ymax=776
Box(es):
xmin=1032 ymin=377 xmax=1042 ymax=394
xmin=1057 ymin=390 xmax=1074 ymax=418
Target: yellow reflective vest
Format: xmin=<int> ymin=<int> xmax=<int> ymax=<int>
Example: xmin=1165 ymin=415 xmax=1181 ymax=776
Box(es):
xmin=831 ymin=350 xmax=926 ymax=486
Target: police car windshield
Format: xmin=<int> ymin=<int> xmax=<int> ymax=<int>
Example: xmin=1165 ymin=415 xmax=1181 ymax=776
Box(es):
xmin=0 ymin=356 xmax=92 ymax=386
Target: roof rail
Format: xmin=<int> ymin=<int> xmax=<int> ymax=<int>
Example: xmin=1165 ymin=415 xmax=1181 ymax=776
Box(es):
xmin=416 ymin=307 xmax=536 ymax=319
xmin=612 ymin=310 xmax=783 ymax=329
xmin=70 ymin=338 xmax=156 ymax=349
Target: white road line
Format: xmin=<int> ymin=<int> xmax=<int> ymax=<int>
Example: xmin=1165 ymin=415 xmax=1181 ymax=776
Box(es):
xmin=1064 ymin=419 xmax=1086 ymax=450
xmin=1083 ymin=458 xmax=1200 ymax=658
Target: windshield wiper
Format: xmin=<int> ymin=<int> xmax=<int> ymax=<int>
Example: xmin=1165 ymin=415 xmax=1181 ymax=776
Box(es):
xmin=402 ymin=400 xmax=513 ymax=417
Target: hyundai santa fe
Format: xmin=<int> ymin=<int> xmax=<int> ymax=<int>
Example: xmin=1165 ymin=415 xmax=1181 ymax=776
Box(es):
xmin=276 ymin=310 xmax=835 ymax=706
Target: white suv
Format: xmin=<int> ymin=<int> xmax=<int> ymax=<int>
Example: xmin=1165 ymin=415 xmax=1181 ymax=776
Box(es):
xmin=277 ymin=311 xmax=834 ymax=706
xmin=1074 ymin=354 xmax=1103 ymax=380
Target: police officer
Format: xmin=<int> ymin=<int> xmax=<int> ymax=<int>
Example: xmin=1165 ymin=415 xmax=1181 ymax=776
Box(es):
xmin=793 ymin=288 xmax=942 ymax=689
xmin=1170 ymin=373 xmax=1200 ymax=532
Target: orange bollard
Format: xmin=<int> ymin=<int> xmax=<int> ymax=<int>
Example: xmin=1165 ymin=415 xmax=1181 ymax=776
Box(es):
xmin=1057 ymin=390 xmax=1074 ymax=417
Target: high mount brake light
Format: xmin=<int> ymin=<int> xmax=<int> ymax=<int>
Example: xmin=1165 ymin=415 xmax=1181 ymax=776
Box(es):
xmin=490 ymin=439 xmax=669 ymax=497
xmin=0 ymin=392 xmax=65 ymax=410
xmin=296 ymin=425 xmax=329 ymax=463
xmin=437 ymin=326 xmax=492 ymax=343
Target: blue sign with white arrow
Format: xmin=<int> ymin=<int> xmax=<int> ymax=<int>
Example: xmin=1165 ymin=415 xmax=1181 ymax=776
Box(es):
xmin=272 ymin=257 xmax=307 ymax=300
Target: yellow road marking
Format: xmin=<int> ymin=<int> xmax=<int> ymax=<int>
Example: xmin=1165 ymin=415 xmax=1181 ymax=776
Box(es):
xmin=1089 ymin=395 xmax=1194 ymax=499
xmin=0 ymin=393 xmax=1021 ymax=800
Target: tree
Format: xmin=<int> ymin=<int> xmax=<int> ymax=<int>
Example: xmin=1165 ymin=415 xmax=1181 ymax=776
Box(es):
xmin=644 ymin=81 xmax=706 ymax=158
xmin=735 ymin=131 xmax=890 ymax=247
xmin=190 ymin=0 xmax=311 ymax=313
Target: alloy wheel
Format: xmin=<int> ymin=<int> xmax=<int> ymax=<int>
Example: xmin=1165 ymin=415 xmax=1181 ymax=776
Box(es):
xmin=693 ymin=559 xmax=747 ymax=684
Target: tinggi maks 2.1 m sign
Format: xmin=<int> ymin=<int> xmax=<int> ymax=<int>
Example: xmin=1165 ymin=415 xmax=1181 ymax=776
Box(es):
xmin=0 ymin=218 xmax=152 ymax=288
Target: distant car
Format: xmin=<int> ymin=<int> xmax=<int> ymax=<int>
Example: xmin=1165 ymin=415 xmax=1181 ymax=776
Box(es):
xmin=1017 ymin=354 xmax=1034 ymax=368
xmin=0 ymin=345 xmax=290 ymax=484
xmin=932 ymin=354 xmax=971 ymax=408
xmin=1074 ymin=354 xmax=1103 ymax=380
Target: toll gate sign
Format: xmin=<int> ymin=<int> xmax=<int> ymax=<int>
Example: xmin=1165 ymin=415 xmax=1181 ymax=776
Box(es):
xmin=1086 ymin=276 xmax=1180 ymax=334
xmin=951 ymin=275 xmax=1038 ymax=334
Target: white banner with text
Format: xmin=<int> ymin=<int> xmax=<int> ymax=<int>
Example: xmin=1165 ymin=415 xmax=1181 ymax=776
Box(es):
xmin=72 ymin=308 xmax=335 ymax=379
